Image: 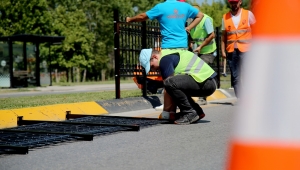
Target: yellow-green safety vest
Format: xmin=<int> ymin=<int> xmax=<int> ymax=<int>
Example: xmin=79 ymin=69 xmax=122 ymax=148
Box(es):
xmin=161 ymin=49 xmax=215 ymax=83
xmin=190 ymin=14 xmax=217 ymax=54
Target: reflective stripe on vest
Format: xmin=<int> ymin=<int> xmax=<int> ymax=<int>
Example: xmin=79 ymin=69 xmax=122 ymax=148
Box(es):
xmin=227 ymin=29 xmax=251 ymax=35
xmin=223 ymin=9 xmax=252 ymax=52
xmin=185 ymin=54 xmax=205 ymax=74
xmin=160 ymin=49 xmax=215 ymax=83
xmin=227 ymin=39 xmax=252 ymax=44
xmin=192 ymin=54 xmax=205 ymax=73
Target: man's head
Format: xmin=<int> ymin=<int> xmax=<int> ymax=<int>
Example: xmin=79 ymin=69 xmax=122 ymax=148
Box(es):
xmin=228 ymin=0 xmax=242 ymax=12
xmin=139 ymin=49 xmax=160 ymax=74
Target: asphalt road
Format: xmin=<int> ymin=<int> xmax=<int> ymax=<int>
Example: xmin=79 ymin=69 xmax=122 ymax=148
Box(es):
xmin=0 ymin=102 xmax=236 ymax=170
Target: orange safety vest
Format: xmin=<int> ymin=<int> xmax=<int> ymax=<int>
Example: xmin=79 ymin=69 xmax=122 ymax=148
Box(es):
xmin=223 ymin=9 xmax=252 ymax=52
xmin=133 ymin=65 xmax=162 ymax=89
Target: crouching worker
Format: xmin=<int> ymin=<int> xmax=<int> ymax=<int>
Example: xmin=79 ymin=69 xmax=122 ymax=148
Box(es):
xmin=139 ymin=48 xmax=217 ymax=125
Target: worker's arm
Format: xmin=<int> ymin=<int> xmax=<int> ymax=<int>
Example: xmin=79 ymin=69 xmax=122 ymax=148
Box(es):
xmin=221 ymin=30 xmax=227 ymax=59
xmin=162 ymin=75 xmax=177 ymax=116
xmin=126 ymin=13 xmax=149 ymax=22
xmin=188 ymin=33 xmax=194 ymax=52
xmin=163 ymin=88 xmax=177 ymax=113
xmin=194 ymin=31 xmax=215 ymax=53
xmin=159 ymin=54 xmax=178 ymax=113
xmin=186 ymin=12 xmax=204 ymax=33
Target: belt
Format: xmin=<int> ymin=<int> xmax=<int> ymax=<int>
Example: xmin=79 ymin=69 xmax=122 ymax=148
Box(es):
xmin=209 ymin=72 xmax=217 ymax=79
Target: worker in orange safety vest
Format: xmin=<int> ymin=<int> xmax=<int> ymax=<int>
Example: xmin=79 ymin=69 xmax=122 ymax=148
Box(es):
xmin=221 ymin=0 xmax=256 ymax=103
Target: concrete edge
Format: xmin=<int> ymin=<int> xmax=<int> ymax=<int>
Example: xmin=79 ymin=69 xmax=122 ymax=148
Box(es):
xmin=0 ymin=89 xmax=234 ymax=129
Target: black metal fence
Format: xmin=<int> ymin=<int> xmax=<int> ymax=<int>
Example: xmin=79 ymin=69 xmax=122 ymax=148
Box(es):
xmin=114 ymin=9 xmax=224 ymax=99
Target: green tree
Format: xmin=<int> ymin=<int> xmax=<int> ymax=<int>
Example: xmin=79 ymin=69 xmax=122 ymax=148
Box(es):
xmin=85 ymin=0 xmax=165 ymax=81
xmin=0 ymin=0 xmax=52 ymax=36
xmin=194 ymin=1 xmax=229 ymax=28
xmin=130 ymin=0 xmax=165 ymax=14
xmin=1 ymin=0 xmax=183 ymax=82
xmin=189 ymin=0 xmax=252 ymax=28
xmin=47 ymin=2 xmax=95 ymax=82
xmin=77 ymin=0 xmax=138 ymax=81
xmin=223 ymin=0 xmax=252 ymax=10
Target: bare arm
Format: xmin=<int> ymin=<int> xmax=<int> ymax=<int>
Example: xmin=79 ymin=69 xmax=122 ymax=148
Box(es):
xmin=162 ymin=75 xmax=177 ymax=113
xmin=163 ymin=89 xmax=177 ymax=113
xmin=186 ymin=12 xmax=204 ymax=33
xmin=188 ymin=33 xmax=194 ymax=51
xmin=221 ymin=30 xmax=227 ymax=59
xmin=126 ymin=13 xmax=149 ymax=22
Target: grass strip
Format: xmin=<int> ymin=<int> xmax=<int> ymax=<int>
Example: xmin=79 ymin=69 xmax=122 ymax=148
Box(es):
xmin=0 ymin=90 xmax=143 ymax=110
xmin=0 ymin=76 xmax=232 ymax=110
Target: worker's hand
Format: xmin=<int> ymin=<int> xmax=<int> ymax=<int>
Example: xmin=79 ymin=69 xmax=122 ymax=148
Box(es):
xmin=158 ymin=111 xmax=176 ymax=120
xmin=193 ymin=46 xmax=202 ymax=53
xmin=185 ymin=27 xmax=191 ymax=33
xmin=221 ymin=51 xmax=227 ymax=59
xmin=126 ymin=17 xmax=131 ymax=23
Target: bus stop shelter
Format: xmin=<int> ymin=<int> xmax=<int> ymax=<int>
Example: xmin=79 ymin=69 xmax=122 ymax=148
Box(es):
xmin=0 ymin=34 xmax=65 ymax=88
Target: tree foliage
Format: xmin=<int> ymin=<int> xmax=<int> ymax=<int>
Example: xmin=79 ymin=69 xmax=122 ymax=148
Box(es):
xmin=194 ymin=1 xmax=229 ymax=27
xmin=51 ymin=4 xmax=95 ymax=69
xmin=223 ymin=0 xmax=252 ymax=10
xmin=1 ymin=0 xmax=241 ymax=82
xmin=0 ymin=0 xmax=51 ymax=36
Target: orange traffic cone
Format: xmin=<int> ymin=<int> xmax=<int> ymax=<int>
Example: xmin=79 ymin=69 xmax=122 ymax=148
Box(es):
xmin=227 ymin=0 xmax=300 ymax=170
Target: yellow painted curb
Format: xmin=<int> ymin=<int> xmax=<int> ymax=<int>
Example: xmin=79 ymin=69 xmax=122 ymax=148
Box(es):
xmin=0 ymin=102 xmax=108 ymax=129
xmin=207 ymin=90 xmax=228 ymax=101
xmin=0 ymin=90 xmax=229 ymax=129
xmin=0 ymin=110 xmax=17 ymax=129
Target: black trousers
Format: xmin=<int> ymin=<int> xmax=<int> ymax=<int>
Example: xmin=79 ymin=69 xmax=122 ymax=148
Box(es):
xmin=164 ymin=74 xmax=217 ymax=113
xmin=227 ymin=49 xmax=246 ymax=98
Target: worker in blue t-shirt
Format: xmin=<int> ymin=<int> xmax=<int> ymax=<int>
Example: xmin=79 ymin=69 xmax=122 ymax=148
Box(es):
xmin=126 ymin=0 xmax=204 ymax=49
xmin=126 ymin=0 xmax=204 ymax=114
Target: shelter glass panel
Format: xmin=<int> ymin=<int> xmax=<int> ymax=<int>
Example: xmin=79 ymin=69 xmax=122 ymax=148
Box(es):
xmin=26 ymin=44 xmax=36 ymax=86
xmin=0 ymin=42 xmax=10 ymax=87
xmin=40 ymin=54 xmax=50 ymax=86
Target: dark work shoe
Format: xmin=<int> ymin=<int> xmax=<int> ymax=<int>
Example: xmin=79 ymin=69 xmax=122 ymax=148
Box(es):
xmin=174 ymin=110 xmax=199 ymax=125
xmin=192 ymin=103 xmax=206 ymax=121
xmin=174 ymin=112 xmax=204 ymax=120
xmin=197 ymin=113 xmax=205 ymax=120
xmin=174 ymin=112 xmax=183 ymax=120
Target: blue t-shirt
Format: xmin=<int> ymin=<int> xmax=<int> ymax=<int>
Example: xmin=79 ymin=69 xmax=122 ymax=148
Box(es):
xmin=146 ymin=0 xmax=199 ymax=49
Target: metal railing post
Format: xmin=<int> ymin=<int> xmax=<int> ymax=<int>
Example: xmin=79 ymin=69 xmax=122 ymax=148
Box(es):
xmin=215 ymin=27 xmax=221 ymax=88
xmin=141 ymin=21 xmax=147 ymax=97
xmin=114 ymin=9 xmax=121 ymax=99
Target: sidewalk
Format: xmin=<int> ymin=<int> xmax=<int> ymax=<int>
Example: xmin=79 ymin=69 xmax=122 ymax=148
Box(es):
xmin=0 ymin=83 xmax=138 ymax=98
xmin=0 ymin=83 xmax=137 ymax=93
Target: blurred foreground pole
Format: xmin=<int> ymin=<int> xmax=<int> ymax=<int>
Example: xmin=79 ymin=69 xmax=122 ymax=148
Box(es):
xmin=226 ymin=0 xmax=300 ymax=169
